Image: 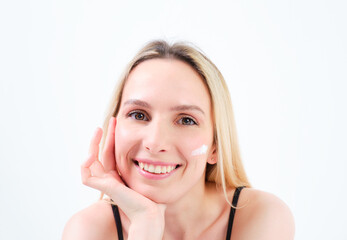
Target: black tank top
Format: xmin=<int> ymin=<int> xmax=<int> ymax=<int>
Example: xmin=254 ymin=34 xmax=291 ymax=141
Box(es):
xmin=111 ymin=186 xmax=244 ymax=240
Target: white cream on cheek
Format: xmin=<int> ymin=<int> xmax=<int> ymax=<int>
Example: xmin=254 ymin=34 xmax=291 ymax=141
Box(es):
xmin=191 ymin=144 xmax=208 ymax=156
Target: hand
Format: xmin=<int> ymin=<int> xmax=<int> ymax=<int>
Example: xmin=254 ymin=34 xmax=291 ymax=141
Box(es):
xmin=81 ymin=117 xmax=166 ymax=239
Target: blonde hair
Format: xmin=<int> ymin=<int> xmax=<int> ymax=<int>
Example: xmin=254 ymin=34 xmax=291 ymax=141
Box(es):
xmin=100 ymin=40 xmax=251 ymax=204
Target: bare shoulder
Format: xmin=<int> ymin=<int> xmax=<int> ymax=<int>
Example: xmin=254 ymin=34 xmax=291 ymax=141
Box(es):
xmin=62 ymin=200 xmax=117 ymax=240
xmin=232 ymin=188 xmax=295 ymax=240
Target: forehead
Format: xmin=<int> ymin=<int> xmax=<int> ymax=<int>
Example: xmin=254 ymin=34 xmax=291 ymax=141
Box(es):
xmin=122 ymin=59 xmax=212 ymax=111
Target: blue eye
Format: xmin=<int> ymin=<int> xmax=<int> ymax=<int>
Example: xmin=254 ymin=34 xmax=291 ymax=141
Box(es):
xmin=128 ymin=111 xmax=148 ymax=121
xmin=178 ymin=117 xmax=197 ymax=125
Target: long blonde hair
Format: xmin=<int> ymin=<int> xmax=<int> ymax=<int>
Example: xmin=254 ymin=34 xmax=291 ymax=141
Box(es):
xmin=100 ymin=40 xmax=251 ymax=204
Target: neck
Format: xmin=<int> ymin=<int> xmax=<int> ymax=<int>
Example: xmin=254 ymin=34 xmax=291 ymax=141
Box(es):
xmin=163 ymin=181 xmax=219 ymax=239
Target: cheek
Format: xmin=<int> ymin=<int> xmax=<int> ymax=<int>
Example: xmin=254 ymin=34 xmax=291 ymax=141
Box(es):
xmin=191 ymin=144 xmax=208 ymax=156
xmin=115 ymin=122 xmax=138 ymax=159
xmin=179 ymin=132 xmax=211 ymax=159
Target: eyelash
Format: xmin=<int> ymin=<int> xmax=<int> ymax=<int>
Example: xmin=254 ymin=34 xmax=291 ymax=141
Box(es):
xmin=177 ymin=116 xmax=197 ymax=125
xmin=128 ymin=111 xmax=149 ymax=121
xmin=127 ymin=110 xmax=198 ymax=126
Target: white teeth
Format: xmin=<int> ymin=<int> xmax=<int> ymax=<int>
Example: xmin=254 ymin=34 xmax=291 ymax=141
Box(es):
xmin=148 ymin=164 xmax=155 ymax=172
xmin=154 ymin=165 xmax=161 ymax=174
xmin=137 ymin=161 xmax=177 ymax=174
xmin=144 ymin=163 xmax=149 ymax=171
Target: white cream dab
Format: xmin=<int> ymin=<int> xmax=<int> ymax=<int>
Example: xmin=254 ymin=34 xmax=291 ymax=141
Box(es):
xmin=191 ymin=144 xmax=208 ymax=156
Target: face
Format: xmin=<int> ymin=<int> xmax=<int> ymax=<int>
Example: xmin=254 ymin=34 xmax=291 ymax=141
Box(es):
xmin=115 ymin=58 xmax=216 ymax=203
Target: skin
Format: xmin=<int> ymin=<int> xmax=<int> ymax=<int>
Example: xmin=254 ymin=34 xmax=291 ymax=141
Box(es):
xmin=114 ymin=58 xmax=215 ymax=204
xmin=62 ymin=59 xmax=295 ymax=240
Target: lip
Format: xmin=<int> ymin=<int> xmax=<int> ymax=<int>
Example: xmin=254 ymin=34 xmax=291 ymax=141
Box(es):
xmin=133 ymin=159 xmax=181 ymax=180
xmin=134 ymin=158 xmax=179 ymax=167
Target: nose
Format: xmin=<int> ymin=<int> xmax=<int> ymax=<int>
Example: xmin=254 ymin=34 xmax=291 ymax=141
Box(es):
xmin=142 ymin=121 xmax=171 ymax=154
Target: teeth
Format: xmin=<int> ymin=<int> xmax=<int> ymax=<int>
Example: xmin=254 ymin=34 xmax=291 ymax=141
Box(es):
xmin=148 ymin=164 xmax=155 ymax=172
xmin=138 ymin=162 xmax=177 ymax=174
xmin=154 ymin=165 xmax=161 ymax=174
xmin=144 ymin=163 xmax=149 ymax=171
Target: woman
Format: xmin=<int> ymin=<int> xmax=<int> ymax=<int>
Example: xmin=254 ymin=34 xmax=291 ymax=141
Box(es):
xmin=62 ymin=40 xmax=295 ymax=239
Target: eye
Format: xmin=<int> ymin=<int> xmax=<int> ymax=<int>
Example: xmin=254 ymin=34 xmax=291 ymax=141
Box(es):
xmin=178 ymin=116 xmax=197 ymax=125
xmin=128 ymin=111 xmax=149 ymax=121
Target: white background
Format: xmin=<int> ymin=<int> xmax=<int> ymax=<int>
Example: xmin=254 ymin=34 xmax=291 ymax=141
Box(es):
xmin=1 ymin=0 xmax=346 ymax=239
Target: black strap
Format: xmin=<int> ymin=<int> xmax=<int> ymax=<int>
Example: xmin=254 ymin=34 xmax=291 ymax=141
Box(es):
xmin=226 ymin=186 xmax=245 ymax=240
xmin=111 ymin=204 xmax=124 ymax=240
xmin=111 ymin=187 xmax=244 ymax=240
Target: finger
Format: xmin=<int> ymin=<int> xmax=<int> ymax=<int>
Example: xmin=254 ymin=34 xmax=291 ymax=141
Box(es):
xmin=81 ymin=164 xmax=91 ymax=185
xmin=88 ymin=127 xmax=103 ymax=158
xmin=81 ymin=156 xmax=93 ymax=184
xmin=81 ymin=174 xmax=116 ymax=193
xmin=89 ymin=159 xmax=106 ymax=177
xmin=81 ymin=157 xmax=106 ymax=186
xmin=102 ymin=117 xmax=117 ymax=172
xmin=81 ymin=153 xmax=100 ymax=183
xmin=82 ymin=128 xmax=103 ymax=184
xmin=80 ymin=171 xmax=106 ymax=190
xmin=81 ymin=154 xmax=95 ymax=168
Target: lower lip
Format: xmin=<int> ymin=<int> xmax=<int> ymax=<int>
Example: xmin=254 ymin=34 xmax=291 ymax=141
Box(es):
xmin=134 ymin=162 xmax=178 ymax=180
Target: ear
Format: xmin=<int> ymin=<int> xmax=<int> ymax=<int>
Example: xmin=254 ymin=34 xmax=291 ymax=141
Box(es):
xmin=207 ymin=146 xmax=217 ymax=165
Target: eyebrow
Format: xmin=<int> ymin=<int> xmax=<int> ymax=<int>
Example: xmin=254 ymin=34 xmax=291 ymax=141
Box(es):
xmin=170 ymin=105 xmax=205 ymax=115
xmin=123 ymin=99 xmax=205 ymax=115
xmin=123 ymin=99 xmax=151 ymax=108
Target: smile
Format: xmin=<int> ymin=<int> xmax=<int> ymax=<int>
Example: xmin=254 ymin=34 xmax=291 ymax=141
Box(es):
xmin=139 ymin=162 xmax=178 ymax=174
xmin=133 ymin=159 xmax=181 ymax=177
